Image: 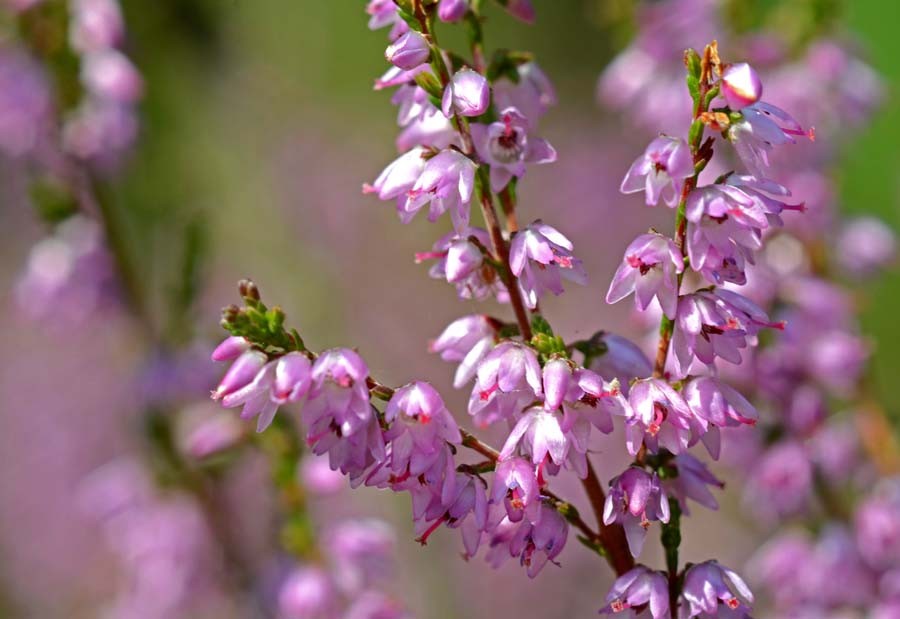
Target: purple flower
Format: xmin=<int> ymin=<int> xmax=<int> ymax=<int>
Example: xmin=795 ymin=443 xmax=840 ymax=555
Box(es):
xmin=383 ymin=382 xmax=461 ymax=478
xmin=720 ymin=62 xmax=763 ymax=110
xmin=500 ymin=0 xmax=535 ymax=23
xmin=680 ymin=561 xmax=753 ymax=618
xmin=836 ymin=217 xmax=897 ymax=278
xmin=664 ymin=453 xmax=724 ymax=513
xmin=441 ymin=68 xmax=490 ymax=118
xmin=272 ymin=352 xmax=313 ymax=404
xmin=746 ymin=532 xmax=813 ymax=611
xmin=626 ymin=378 xmax=698 ymax=456
xmin=606 ymin=232 xmax=684 ymax=318
xmin=603 ymin=466 xmax=670 ymax=557
xmin=682 ymin=377 xmax=757 ymax=459
xmin=491 ymin=457 xmax=539 ymax=523
xmin=430 ymin=314 xmax=498 ymax=388
xmin=210 ymin=336 xmax=249 ymax=362
xmin=403 ymin=149 xmax=477 ymax=230
xmin=344 ymin=592 xmax=410 ymax=619
xmin=374 ymin=64 xmax=429 ymax=90
xmin=468 ymin=341 xmax=542 ymax=426
xmin=303 ymin=348 xmax=372 ymax=438
xmin=441 ymin=471 xmax=489 ymax=557
xmin=728 ymin=101 xmax=814 ymax=177
xmin=211 ymin=349 xmax=267 ymax=400
xmin=437 ymin=0 xmax=469 ymax=22
xmin=855 ymin=480 xmax=900 ymax=570
xmin=509 ymin=220 xmax=587 ymax=308
xmin=416 ymin=228 xmax=507 ymax=301
xmin=278 ymin=567 xmax=336 ymax=619
xmin=492 ymin=62 xmax=557 ymax=126
xmin=385 ymin=30 xmax=431 ymax=70
xmin=327 ymin=519 xmax=396 ymax=593
xmin=744 ymin=440 xmax=812 ymax=521
xmin=587 ymin=332 xmax=653 ymax=392
xmin=69 ymin=0 xmax=125 ymax=53
xmin=599 ymin=566 xmax=669 ymax=618
xmin=0 ymin=48 xmax=53 ymax=158
xmin=365 ymin=147 xmax=427 ymax=205
xmin=486 ymin=504 xmax=568 ymax=578
xmin=365 ymin=0 xmax=408 ymax=40
xmin=470 ymin=107 xmax=557 ymax=191
xmin=81 ymin=49 xmax=143 ymax=103
xmin=500 ymin=405 xmax=569 ymax=470
xmin=672 ymin=289 xmax=782 ymax=375
xmin=621 ymin=136 xmax=694 ymax=207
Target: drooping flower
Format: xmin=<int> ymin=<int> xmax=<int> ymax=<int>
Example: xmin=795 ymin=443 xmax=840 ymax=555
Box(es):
xmin=402 ymin=149 xmax=477 ymax=230
xmin=277 ymin=567 xmax=337 ymax=619
xmin=603 ymin=466 xmax=670 ymax=557
xmin=621 ymin=135 xmax=694 ymax=207
xmin=327 ymin=519 xmax=396 ymax=593
xmin=626 ymin=378 xmax=699 ymax=456
xmin=682 ymin=377 xmax=757 ymax=459
xmin=211 ymin=349 xmax=267 ymax=401
xmin=599 ymin=565 xmax=669 ymax=618
xmin=365 ymin=0 xmax=408 ymax=40
xmin=720 ymin=62 xmax=763 ymax=110
xmin=303 ymin=348 xmax=372 ymax=438
xmin=491 ymin=457 xmax=540 ymax=523
xmin=855 ymin=480 xmax=900 ymax=571
xmin=69 ymin=0 xmax=125 ymax=53
xmin=680 ymin=560 xmax=754 ymax=618
xmin=485 ymin=504 xmax=568 ymax=578
xmin=430 ymin=314 xmax=498 ymax=388
xmin=416 ymin=228 xmax=508 ymax=301
xmin=365 ymin=147 xmax=427 ymax=206
xmin=606 ymin=232 xmax=684 ymax=318
xmin=664 ymin=453 xmax=724 ymax=514
xmin=743 ymin=440 xmax=813 ymax=521
xmin=272 ymin=352 xmax=313 ymax=405
xmin=437 ymin=0 xmax=468 ymax=22
xmin=470 ymin=107 xmax=557 ymax=191
xmin=587 ymin=332 xmax=653 ymax=393
xmin=728 ymin=101 xmax=814 ymax=177
xmin=468 ymin=341 xmax=542 ymax=426
xmin=509 ymin=220 xmax=587 ymax=308
xmin=384 ymin=30 xmax=431 ymax=70
xmin=441 ymin=68 xmax=490 ymax=118
xmin=210 ymin=336 xmax=249 ymax=362
xmin=499 ymin=405 xmax=569 ymax=470
xmin=492 ymin=62 xmax=557 ymax=127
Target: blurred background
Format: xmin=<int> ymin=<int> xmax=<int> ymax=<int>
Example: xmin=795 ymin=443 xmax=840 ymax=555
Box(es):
xmin=1 ymin=0 xmax=898 ymax=617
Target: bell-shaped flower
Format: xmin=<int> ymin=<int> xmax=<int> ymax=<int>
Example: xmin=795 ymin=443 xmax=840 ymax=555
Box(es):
xmin=720 ymin=62 xmax=763 ymax=111
xmin=626 ymin=378 xmax=699 ymax=456
xmin=272 ymin=352 xmax=313 ymax=405
xmin=211 ymin=335 xmax=249 ymax=362
xmin=430 ymin=315 xmax=498 ymax=388
xmin=437 ymin=0 xmax=468 ymax=22
xmin=680 ymin=561 xmax=754 ymax=618
xmin=621 ymin=135 xmax=694 ymax=207
xmin=468 ymin=341 xmax=542 ymax=426
xmin=470 ymin=107 xmax=556 ymax=191
xmin=402 ymin=149 xmax=477 ymax=230
xmin=303 ymin=348 xmax=373 ymax=440
xmin=384 ymin=30 xmax=430 ymax=70
xmin=492 ymin=62 xmax=556 ymax=128
xmin=441 ymin=68 xmax=490 ymax=118
xmin=211 ymin=349 xmax=267 ymax=400
xmin=663 ymin=453 xmax=724 ymax=514
xmin=278 ymin=566 xmax=337 ymax=619
xmin=509 ymin=220 xmax=587 ymax=308
xmin=486 ymin=504 xmax=568 ymax=578
xmin=491 ymin=456 xmax=540 ymax=523
xmin=365 ymin=147 xmax=427 ymax=206
xmin=683 ymin=377 xmax=757 ymax=459
xmin=416 ymin=228 xmax=507 ymax=301
xmin=603 ymin=466 xmax=670 ymax=557
xmin=606 ymin=232 xmax=684 ymax=318
xmin=728 ymin=101 xmax=813 ymax=178
xmin=599 ymin=566 xmax=669 ymax=618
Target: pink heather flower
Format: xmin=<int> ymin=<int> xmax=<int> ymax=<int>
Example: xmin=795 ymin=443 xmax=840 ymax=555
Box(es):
xmin=303 ymin=348 xmax=372 ymax=439
xmin=416 ymin=228 xmax=508 ymax=301
xmin=728 ymin=101 xmax=814 ymax=177
xmin=470 ymin=107 xmax=557 ymax=191
xmin=183 ymin=411 xmax=245 ymax=459
xmin=272 ymin=352 xmax=313 ymax=404
xmin=587 ymin=332 xmax=653 ymax=392
xmin=403 ymin=149 xmax=477 ymax=230
xmin=210 ymin=336 xmax=249 ymax=362
xmin=486 ymin=504 xmax=568 ymax=578
xmin=468 ymin=341 xmax=542 ymax=426
xmin=430 ymin=314 xmax=497 ymax=388
xmin=564 ymin=368 xmax=630 ymax=435
xmin=855 ymin=480 xmax=900 ymax=570
xmin=836 ymin=217 xmax=897 ymax=278
xmin=211 ymin=349 xmax=267 ymax=400
xmin=606 ymin=232 xmax=684 ymax=318
xmin=599 ymin=566 xmax=669 ymax=617
xmin=621 ymin=135 xmax=694 ymax=207
xmin=374 ymin=64 xmax=429 ymax=90
xmin=626 ymin=378 xmax=698 ymax=456
xmin=384 ymin=30 xmax=431 ymax=70
xmin=300 ymin=457 xmax=346 ymax=495
xmin=383 ymin=382 xmax=461 ymax=478
xmin=500 ymin=405 xmax=569 ymax=470
xmin=344 ymin=592 xmax=410 ymax=619
xmin=682 ymin=377 xmax=757 ymax=459
xmin=725 ymin=175 xmax=805 ymax=227
xmin=720 ymin=62 xmax=763 ymax=110
xmin=744 ymin=440 xmax=813 ymax=521
xmin=500 ymin=0 xmax=535 ymax=23
xmin=680 ymin=561 xmax=754 ymax=617
xmin=491 ymin=456 xmax=539 ymax=523
xmin=366 ymin=146 xmax=427 ymax=205
xmin=0 ymin=48 xmax=54 ymax=158
xmin=672 ymin=288 xmax=782 ymax=376
xmin=437 ymin=0 xmax=469 ymax=22
xmin=492 ymin=62 xmax=557 ymax=126
xmin=603 ymin=466 xmax=670 ymax=557
xmin=365 ymin=0 xmax=408 ymax=40
xmin=664 ymin=453 xmax=724 ymax=514
xmin=441 ymin=68 xmax=490 ymax=118
xmin=217 ymin=358 xmax=280 ymax=431
xmin=81 ymin=49 xmax=143 ymax=103
xmin=69 ymin=0 xmax=125 ymax=53
xmin=509 ymin=220 xmax=587 ymax=308
xmin=278 ymin=567 xmax=336 ymax=619
xmin=328 ymin=519 xmax=396 ymax=593
xmin=441 ymin=472 xmax=489 ymax=558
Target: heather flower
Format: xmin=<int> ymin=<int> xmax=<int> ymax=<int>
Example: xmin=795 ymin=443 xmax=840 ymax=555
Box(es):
xmin=626 ymin=378 xmax=698 ymax=456
xmin=728 ymin=101 xmax=813 ymax=177
xmin=664 ymin=453 xmax=724 ymax=513
xmin=500 ymin=405 xmax=569 ymax=470
xmin=416 ymin=228 xmax=507 ymax=301
xmin=365 ymin=147 xmax=427 ymax=206
xmin=301 ymin=456 xmax=347 ymax=495
xmin=441 ymin=68 xmax=490 ymax=118
xmin=69 ymin=0 xmax=125 ymax=53
xmin=720 ymin=62 xmax=763 ymax=110
xmin=509 ymin=220 xmax=587 ymax=308
xmin=491 ymin=456 xmax=540 ymax=523
xmin=672 ymin=289 xmax=782 ymax=375
xmin=328 ymin=519 xmax=396 ymax=593
xmin=746 ymin=532 xmax=813 ymax=610
xmin=402 ymin=149 xmax=477 ymax=230
xmin=603 ymin=466 xmax=670 ymax=557
xmin=211 ymin=349 xmax=267 ymax=400
xmin=492 ymin=62 xmax=557 ymax=126
xmin=441 ymin=472 xmax=489 ymax=558
xmin=836 ymin=216 xmax=897 ymax=278
xmin=344 ymin=592 xmax=410 ymax=619
xmin=682 ymin=377 xmax=757 ymax=459
xmin=384 ymin=30 xmax=431 ymax=71
xmin=383 ymin=382 xmax=461 ymax=478
xmin=500 ymin=0 xmax=535 ymax=23
xmin=210 ymin=336 xmax=249 ymax=362
xmin=0 ymin=47 xmax=53 ymax=158
xmin=217 ymin=358 xmax=279 ymax=431
xmin=430 ymin=314 xmax=497 ymax=388
xmin=437 ymin=0 xmax=468 ymax=22
xmin=374 ymin=64 xmax=429 ymax=90
xmin=566 ymin=368 xmax=631 ymax=434
xmin=486 ymin=504 xmax=568 ymax=578
xmin=468 ymin=341 xmax=542 ymax=426
xmin=587 ymin=332 xmax=653 ymax=392
xmin=365 ymin=0 xmax=408 ymax=40
xmin=621 ymin=136 xmax=693 ymax=207
xmin=855 ymin=480 xmax=900 ymax=570
xmin=61 ymin=99 xmax=139 ymax=163
xmin=606 ymin=232 xmax=684 ymax=318
xmin=744 ymin=440 xmax=813 ymax=521
xmin=81 ymin=49 xmax=143 ymax=103
xmin=599 ymin=565 xmax=669 ymax=618
xmin=680 ymin=560 xmax=753 ymax=617
xmin=470 ymin=107 xmax=557 ymax=191
xmin=272 ymin=352 xmax=313 ymax=404
xmin=725 ymin=175 xmax=805 ymax=227
xmin=278 ymin=567 xmax=336 ymax=619
xmin=182 ymin=409 xmax=245 ymax=459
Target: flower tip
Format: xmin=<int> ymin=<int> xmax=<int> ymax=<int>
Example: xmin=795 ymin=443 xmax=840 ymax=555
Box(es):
xmin=808 ymin=126 xmax=816 ymax=141
xmin=362 ymin=182 xmax=376 ymax=194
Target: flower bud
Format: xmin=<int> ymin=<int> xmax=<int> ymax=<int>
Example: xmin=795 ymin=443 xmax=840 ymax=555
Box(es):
xmin=384 ymin=30 xmax=431 ymax=70
xmin=444 ymin=238 xmax=483 ymax=283
xmin=82 ymin=50 xmax=144 ymax=103
xmin=272 ymin=352 xmax=313 ymax=404
xmin=212 ymin=350 xmax=267 ymax=400
xmin=721 ymin=62 xmax=762 ymax=110
xmin=438 ymin=0 xmax=468 ymax=22
xmin=211 ymin=336 xmax=250 ymax=362
xmin=442 ymin=68 xmax=490 ymax=118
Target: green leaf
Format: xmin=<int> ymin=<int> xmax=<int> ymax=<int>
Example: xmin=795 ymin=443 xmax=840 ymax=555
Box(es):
xmin=530 ymin=314 xmax=554 ymax=336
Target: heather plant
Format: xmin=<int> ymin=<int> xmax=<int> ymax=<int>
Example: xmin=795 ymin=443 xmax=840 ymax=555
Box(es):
xmin=4 ymin=0 xmax=900 ymax=618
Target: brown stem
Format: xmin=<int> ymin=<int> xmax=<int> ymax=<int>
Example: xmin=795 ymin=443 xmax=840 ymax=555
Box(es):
xmin=498 ymin=184 xmax=520 ymax=233
xmin=582 ymin=460 xmax=635 ymax=575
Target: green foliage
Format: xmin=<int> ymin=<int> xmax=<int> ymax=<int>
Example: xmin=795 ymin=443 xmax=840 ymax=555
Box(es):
xmin=220 ymin=280 xmax=305 ymax=355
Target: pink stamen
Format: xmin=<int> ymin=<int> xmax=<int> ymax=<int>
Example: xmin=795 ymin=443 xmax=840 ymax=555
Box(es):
xmin=610 ymin=599 xmax=629 ymax=613
xmin=414 ymin=250 xmax=448 ymax=263
xmin=725 ymin=597 xmax=740 ymax=609
xmin=554 ymin=255 xmax=573 ymax=268
xmin=416 ymin=514 xmax=448 ymax=545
